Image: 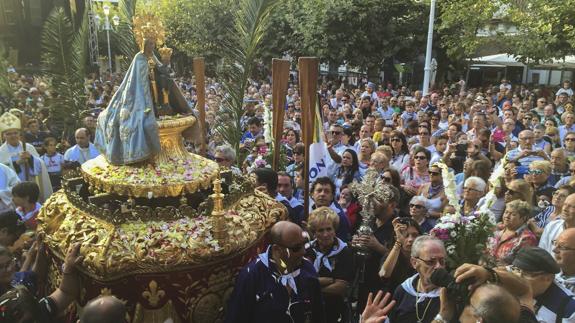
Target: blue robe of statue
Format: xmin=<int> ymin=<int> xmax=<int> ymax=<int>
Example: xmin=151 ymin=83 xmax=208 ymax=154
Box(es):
xmin=95 ymin=52 xmax=161 ymax=165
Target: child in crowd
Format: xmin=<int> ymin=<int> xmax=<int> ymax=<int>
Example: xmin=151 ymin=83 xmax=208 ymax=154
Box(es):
xmin=12 ymin=182 xmax=41 ymax=230
xmin=40 ymin=137 xmax=64 ymax=191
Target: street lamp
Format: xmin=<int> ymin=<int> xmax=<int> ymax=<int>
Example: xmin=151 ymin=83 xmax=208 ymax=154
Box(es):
xmin=422 ymin=0 xmax=437 ymax=96
xmin=103 ymin=4 xmax=113 ymax=74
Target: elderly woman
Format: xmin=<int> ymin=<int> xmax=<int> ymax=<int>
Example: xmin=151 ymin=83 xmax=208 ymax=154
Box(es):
xmin=408 ymin=196 xmax=436 ymax=233
xmin=460 ymin=176 xmax=487 ymax=217
xmin=525 ymin=160 xmax=555 ymax=201
xmin=378 ymin=217 xmax=421 ymax=293
xmin=305 ymin=207 xmax=354 ymax=323
xmin=417 ymin=164 xmax=446 ymax=218
xmin=489 ymin=200 xmax=537 ymax=265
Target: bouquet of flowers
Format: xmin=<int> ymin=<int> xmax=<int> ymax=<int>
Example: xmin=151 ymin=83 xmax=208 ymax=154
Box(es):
xmin=430 ymin=162 xmax=496 ymax=270
xmin=430 ymin=211 xmax=495 ymax=270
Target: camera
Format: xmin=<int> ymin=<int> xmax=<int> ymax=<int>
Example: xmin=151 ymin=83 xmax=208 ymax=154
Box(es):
xmin=430 ymin=268 xmax=472 ymax=305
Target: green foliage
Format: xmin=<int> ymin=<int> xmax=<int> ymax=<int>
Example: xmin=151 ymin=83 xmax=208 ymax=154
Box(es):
xmin=505 ymin=0 xmax=575 ymax=62
xmin=112 ymin=0 xmax=138 ymax=62
xmin=437 ymin=0 xmax=501 ymax=61
xmin=273 ymin=0 xmax=427 ymax=71
xmin=143 ymin=0 xmax=236 ymax=66
xmin=0 ymin=43 xmax=14 ymax=110
xmin=41 ymin=7 xmax=88 ymax=137
xmin=216 ymin=0 xmax=281 ymax=163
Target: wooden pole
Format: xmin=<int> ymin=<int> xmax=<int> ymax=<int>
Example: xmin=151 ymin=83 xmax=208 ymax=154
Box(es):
xmin=298 ymin=57 xmax=319 ymax=219
xmin=271 ymin=59 xmax=290 ymax=171
xmin=193 ymin=58 xmax=207 ymax=156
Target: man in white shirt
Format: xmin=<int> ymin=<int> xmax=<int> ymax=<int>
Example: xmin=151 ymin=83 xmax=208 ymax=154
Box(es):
xmin=540 ymin=193 xmax=575 ymax=255
xmin=64 ymin=128 xmax=100 ymax=165
xmin=0 ymin=163 xmax=20 ymax=212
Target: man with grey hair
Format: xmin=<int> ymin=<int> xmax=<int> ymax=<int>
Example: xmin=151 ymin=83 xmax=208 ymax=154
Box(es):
xmin=505 ymin=129 xmax=548 ymax=178
xmin=409 ymin=196 xmax=436 ymax=233
xmin=388 ymin=236 xmax=445 ymax=322
xmin=214 ymin=144 xmax=241 ymax=175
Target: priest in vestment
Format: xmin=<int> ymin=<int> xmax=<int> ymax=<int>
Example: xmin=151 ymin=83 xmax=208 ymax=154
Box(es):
xmin=0 ymin=112 xmax=52 ymax=202
xmin=0 ymin=163 xmax=20 ymax=212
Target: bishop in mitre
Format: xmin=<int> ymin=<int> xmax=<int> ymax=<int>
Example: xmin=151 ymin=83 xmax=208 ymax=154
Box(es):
xmin=0 ymin=112 xmax=52 ymax=202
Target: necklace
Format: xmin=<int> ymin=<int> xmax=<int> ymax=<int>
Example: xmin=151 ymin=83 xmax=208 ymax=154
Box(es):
xmin=427 ymin=183 xmax=443 ymax=198
xmin=415 ymin=278 xmax=433 ymax=323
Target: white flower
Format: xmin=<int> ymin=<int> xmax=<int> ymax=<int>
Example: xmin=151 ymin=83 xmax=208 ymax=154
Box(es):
xmin=446 ymin=245 xmax=456 ymax=254
xmin=450 ymin=231 xmax=457 ymax=238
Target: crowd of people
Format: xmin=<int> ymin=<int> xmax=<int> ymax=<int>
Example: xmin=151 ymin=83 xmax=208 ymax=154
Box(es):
xmin=1 ymin=64 xmax=575 ymax=323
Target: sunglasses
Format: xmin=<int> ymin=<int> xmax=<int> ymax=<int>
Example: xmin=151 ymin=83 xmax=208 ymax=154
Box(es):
xmin=528 ymin=169 xmax=544 ymax=175
xmin=409 ymin=204 xmax=425 ymax=209
xmin=391 ymin=138 xmax=401 ymax=142
xmin=566 ymin=138 xmax=575 ymax=142
xmin=414 ymin=155 xmax=427 ymax=160
xmin=382 ymin=176 xmax=392 ymax=183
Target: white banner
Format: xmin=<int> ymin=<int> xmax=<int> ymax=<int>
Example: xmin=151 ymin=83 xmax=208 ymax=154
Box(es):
xmin=308 ymin=142 xmax=329 ymax=185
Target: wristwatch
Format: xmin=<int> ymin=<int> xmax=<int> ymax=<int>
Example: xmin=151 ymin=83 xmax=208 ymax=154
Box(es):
xmin=432 ymin=313 xmax=447 ymax=323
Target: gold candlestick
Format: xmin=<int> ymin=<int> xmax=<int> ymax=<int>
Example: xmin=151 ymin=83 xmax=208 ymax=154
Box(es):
xmin=210 ymin=178 xmax=226 ymax=241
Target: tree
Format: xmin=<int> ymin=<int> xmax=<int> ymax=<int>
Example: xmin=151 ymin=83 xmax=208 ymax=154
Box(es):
xmin=280 ymin=0 xmax=428 ymax=73
xmin=142 ymin=0 xmax=237 ymax=71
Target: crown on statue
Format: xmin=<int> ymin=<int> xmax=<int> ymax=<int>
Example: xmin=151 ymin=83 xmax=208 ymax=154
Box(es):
xmin=133 ymin=13 xmax=166 ymax=50
xmin=158 ymin=46 xmax=173 ymax=60
xmin=0 ymin=112 xmax=21 ymax=134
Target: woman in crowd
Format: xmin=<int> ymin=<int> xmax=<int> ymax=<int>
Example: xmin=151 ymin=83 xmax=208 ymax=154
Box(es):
xmin=401 ymin=146 xmax=431 ymax=197
xmin=305 ymin=207 xmax=354 ymax=323
xmin=383 ymin=168 xmax=410 ymax=218
xmin=460 ymin=176 xmax=487 ymax=217
xmin=489 ymin=200 xmax=537 ymax=265
xmin=504 ymin=179 xmax=534 ymax=206
xmin=285 ymin=143 xmax=304 ymax=178
xmin=338 ymin=186 xmax=361 ymax=232
xmin=438 ymin=107 xmax=450 ymax=130
xmin=417 ymin=163 xmax=446 ymax=218
xmin=525 ymin=161 xmax=555 ymax=202
xmin=407 ymin=196 xmax=436 ymax=233
xmin=283 ymin=129 xmax=299 ymax=164
xmin=389 ymin=130 xmax=410 ymax=171
xmin=545 ymin=126 xmax=561 ymax=148
xmin=378 ymin=217 xmax=421 ymax=293
xmin=358 ymin=138 xmax=376 ymax=176
xmin=331 ymin=149 xmax=361 ymax=198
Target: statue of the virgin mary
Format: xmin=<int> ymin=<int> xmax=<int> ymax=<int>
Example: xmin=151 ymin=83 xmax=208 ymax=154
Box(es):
xmin=95 ymin=15 xmax=200 ymax=165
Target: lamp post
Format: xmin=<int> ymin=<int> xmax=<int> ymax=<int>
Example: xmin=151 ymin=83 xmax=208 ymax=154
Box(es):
xmin=422 ymin=0 xmax=437 ymax=96
xmin=102 ymin=5 xmax=120 ymax=74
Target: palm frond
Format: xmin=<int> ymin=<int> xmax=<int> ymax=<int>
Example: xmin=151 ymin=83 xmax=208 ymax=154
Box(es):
xmin=0 ymin=42 xmax=14 ymax=111
xmin=216 ymin=0 xmax=281 ymax=162
xmin=41 ymin=7 xmax=88 ymax=138
xmin=112 ymin=0 xmax=138 ymax=67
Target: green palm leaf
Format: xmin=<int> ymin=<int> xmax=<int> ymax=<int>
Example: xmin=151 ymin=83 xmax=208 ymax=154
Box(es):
xmin=216 ymin=0 xmax=281 ymax=163
xmin=41 ymin=7 xmax=88 ymax=138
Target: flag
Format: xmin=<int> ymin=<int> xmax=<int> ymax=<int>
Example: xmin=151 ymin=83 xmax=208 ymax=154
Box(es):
xmin=308 ymin=94 xmax=329 ymax=185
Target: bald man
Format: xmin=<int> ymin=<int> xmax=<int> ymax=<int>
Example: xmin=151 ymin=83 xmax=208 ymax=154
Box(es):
xmin=80 ymin=296 xmax=126 ymax=323
xmin=224 ymin=221 xmax=325 ymax=323
xmin=505 ymin=129 xmax=548 ymax=177
xmin=459 ymin=284 xmax=521 ymax=323
xmin=64 ymin=128 xmax=99 ymax=165
xmin=554 ymin=228 xmax=575 ymax=292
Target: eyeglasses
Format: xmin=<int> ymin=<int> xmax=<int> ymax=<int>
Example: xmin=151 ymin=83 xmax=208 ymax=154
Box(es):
xmin=510 ymin=265 xmax=545 ymax=279
xmin=390 ymin=138 xmax=401 ymax=142
xmin=410 ymin=204 xmax=425 ymax=209
xmin=464 ymin=187 xmax=482 ymax=193
xmin=414 ymin=155 xmax=427 ymax=160
xmin=382 ymin=176 xmax=392 ymax=183
xmin=414 ymin=256 xmax=445 ymax=267
xmin=528 ymin=169 xmax=544 ymax=175
xmin=553 ymin=240 xmax=575 ymax=252
xmin=429 ymin=171 xmax=441 ymax=176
